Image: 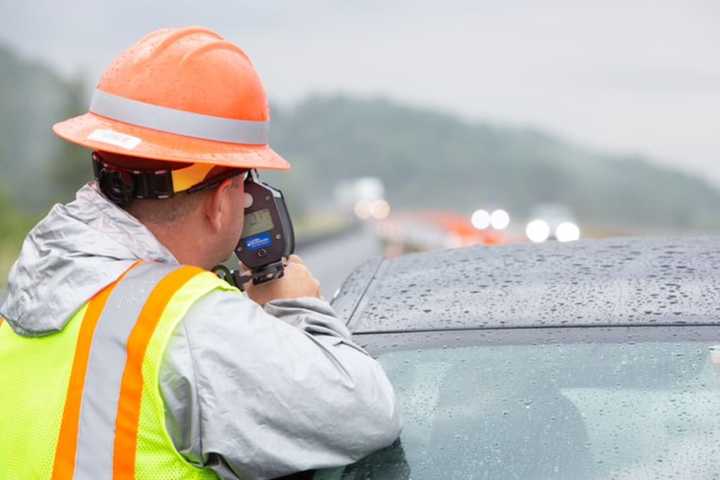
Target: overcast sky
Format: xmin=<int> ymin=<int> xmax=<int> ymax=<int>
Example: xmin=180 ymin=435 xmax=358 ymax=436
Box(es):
xmin=2 ymin=0 xmax=719 ymax=181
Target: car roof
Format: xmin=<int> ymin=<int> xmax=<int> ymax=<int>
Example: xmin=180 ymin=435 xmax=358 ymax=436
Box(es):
xmin=332 ymin=236 xmax=720 ymax=334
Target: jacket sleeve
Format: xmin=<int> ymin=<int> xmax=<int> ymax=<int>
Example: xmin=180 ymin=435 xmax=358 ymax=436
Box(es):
xmin=159 ymin=290 xmax=401 ymax=480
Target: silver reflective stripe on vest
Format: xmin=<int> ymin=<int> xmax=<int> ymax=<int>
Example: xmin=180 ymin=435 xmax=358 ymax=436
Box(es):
xmin=90 ymin=89 xmax=270 ymax=145
xmin=75 ymin=262 xmax=179 ymax=478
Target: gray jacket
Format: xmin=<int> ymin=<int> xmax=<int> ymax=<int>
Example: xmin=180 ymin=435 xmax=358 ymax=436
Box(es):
xmin=0 ymin=184 xmax=400 ymax=479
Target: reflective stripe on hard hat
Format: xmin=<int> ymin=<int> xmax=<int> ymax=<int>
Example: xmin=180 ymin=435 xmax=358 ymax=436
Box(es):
xmin=90 ymin=89 xmax=270 ymax=145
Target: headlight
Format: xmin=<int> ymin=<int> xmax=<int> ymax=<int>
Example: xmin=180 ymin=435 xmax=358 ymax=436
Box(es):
xmin=555 ymin=222 xmax=581 ymax=242
xmin=353 ymin=200 xmax=372 ymax=220
xmin=526 ymin=219 xmax=550 ymax=243
xmin=370 ymin=199 xmax=391 ymax=220
xmin=490 ymin=209 xmax=510 ymax=230
xmin=471 ymin=209 xmax=491 ymax=230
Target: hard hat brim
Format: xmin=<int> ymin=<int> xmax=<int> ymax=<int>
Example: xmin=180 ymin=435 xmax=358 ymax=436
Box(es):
xmin=53 ymin=112 xmax=290 ymax=170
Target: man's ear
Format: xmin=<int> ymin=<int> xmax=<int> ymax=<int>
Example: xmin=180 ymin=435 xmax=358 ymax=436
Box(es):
xmin=204 ymin=178 xmax=235 ymax=232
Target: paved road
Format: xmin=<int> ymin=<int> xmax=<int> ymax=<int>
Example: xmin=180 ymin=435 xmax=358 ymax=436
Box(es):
xmin=297 ymin=225 xmax=382 ymax=300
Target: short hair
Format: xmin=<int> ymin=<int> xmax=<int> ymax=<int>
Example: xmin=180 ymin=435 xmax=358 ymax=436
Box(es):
xmin=126 ymin=191 xmax=207 ymax=224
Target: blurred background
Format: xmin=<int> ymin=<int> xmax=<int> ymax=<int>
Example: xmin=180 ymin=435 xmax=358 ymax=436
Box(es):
xmin=1 ymin=0 xmax=719 ymax=297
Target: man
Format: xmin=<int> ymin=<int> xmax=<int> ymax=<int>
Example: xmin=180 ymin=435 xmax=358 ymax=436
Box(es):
xmin=0 ymin=27 xmax=400 ymax=479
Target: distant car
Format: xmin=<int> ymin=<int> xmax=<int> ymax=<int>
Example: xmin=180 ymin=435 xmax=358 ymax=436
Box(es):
xmin=526 ymin=203 xmax=580 ymax=243
xmin=312 ymin=236 xmax=720 ymax=479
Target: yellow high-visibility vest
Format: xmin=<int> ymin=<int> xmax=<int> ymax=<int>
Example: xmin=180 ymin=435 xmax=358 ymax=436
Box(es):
xmin=0 ymin=262 xmax=236 ymax=479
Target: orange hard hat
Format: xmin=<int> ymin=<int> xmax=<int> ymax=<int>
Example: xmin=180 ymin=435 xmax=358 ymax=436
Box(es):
xmin=53 ymin=26 xmax=289 ymax=170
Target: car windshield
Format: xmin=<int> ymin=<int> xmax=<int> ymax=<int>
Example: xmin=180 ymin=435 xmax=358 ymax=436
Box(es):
xmin=315 ymin=333 xmax=720 ymax=479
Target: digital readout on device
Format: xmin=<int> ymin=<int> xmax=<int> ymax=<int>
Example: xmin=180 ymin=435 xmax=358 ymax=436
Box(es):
xmin=241 ymin=208 xmax=275 ymax=238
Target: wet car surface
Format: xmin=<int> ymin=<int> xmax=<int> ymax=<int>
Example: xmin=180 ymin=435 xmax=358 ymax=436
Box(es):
xmin=312 ymin=236 xmax=720 ymax=479
xmin=334 ymin=236 xmax=720 ymax=332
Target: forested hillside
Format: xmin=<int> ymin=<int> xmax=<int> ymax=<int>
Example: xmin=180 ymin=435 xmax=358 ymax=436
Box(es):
xmin=0 ymin=46 xmax=88 ymax=211
xmin=267 ymin=96 xmax=720 ymax=229
xmin=2 ymin=43 xmax=720 ymax=230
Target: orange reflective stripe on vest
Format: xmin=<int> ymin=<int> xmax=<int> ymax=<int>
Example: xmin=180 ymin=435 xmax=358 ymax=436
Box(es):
xmin=52 ymin=261 xmax=140 ymax=480
xmin=113 ymin=265 xmax=203 ymax=479
xmin=0 ymin=262 xmax=227 ymax=480
xmin=47 ymin=262 xmax=204 ymax=479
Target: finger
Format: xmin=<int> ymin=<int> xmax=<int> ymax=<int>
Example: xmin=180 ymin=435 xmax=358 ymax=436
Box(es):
xmin=283 ymin=261 xmax=302 ymax=273
xmin=288 ymin=254 xmax=303 ymax=265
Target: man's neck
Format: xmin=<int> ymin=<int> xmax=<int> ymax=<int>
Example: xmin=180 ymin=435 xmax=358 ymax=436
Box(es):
xmin=143 ymin=222 xmax=215 ymax=269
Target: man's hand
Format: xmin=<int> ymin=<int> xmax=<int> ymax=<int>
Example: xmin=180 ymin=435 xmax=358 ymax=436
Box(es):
xmin=244 ymin=255 xmax=321 ymax=305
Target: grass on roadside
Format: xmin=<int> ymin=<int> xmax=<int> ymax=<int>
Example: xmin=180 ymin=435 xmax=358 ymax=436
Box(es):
xmin=0 ymin=211 xmax=37 ymax=290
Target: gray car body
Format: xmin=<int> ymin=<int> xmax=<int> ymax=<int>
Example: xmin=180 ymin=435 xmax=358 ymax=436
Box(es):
xmin=0 ymin=184 xmax=400 ymax=480
xmin=332 ymin=235 xmax=720 ymax=334
xmin=322 ymin=236 xmax=720 ymax=478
